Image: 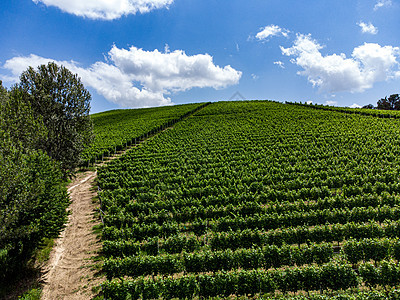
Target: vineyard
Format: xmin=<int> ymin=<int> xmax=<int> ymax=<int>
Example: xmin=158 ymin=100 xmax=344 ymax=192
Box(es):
xmin=96 ymin=100 xmax=400 ymax=298
xmin=81 ymin=103 xmax=207 ymax=165
xmin=287 ymin=101 xmax=400 ymax=118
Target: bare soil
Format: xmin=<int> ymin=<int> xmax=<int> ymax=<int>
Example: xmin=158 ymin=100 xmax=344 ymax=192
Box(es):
xmin=39 ymin=130 xmax=173 ymax=299
xmin=41 ymin=170 xmax=102 ymax=300
xmin=40 ymin=149 xmax=133 ymax=299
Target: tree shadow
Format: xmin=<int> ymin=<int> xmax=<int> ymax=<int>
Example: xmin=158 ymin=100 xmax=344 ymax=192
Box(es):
xmin=0 ymin=263 xmax=44 ymax=300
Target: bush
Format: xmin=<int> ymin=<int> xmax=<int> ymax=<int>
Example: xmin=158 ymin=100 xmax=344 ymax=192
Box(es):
xmin=0 ymin=83 xmax=70 ymax=282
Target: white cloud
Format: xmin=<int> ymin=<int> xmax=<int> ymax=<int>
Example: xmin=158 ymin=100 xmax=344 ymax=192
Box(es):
xmin=280 ymin=34 xmax=400 ymax=93
xmin=256 ymin=25 xmax=289 ymax=41
xmin=108 ymin=46 xmax=241 ymax=92
xmin=374 ymin=0 xmax=392 ymax=10
xmin=2 ymin=46 xmax=241 ymax=108
xmin=325 ymin=100 xmax=338 ymax=106
xmin=274 ymin=61 xmax=285 ymax=69
xmin=349 ymin=103 xmax=362 ymax=108
xmin=32 ymin=0 xmax=173 ymax=20
xmin=358 ymin=21 xmax=378 ymax=35
xmin=1 ymin=54 xmax=55 ymax=83
xmin=251 ymin=74 xmax=259 ymax=80
xmin=306 ymin=100 xmax=313 ymax=104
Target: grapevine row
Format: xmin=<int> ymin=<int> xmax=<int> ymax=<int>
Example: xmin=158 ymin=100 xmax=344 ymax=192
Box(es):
xmin=100 ymin=191 xmax=400 ymax=225
xmin=103 ymin=237 xmax=400 ymax=279
xmin=102 ymin=261 xmax=358 ymax=299
xmin=103 ymin=205 xmax=400 ymax=239
xmin=103 ymin=242 xmax=333 ymax=278
xmin=81 ymin=102 xmax=209 ymax=164
xmin=102 ymin=221 xmax=400 ymax=255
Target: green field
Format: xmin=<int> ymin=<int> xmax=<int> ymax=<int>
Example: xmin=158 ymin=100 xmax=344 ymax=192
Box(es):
xmin=288 ymin=101 xmax=400 ymax=118
xmin=96 ymin=101 xmax=400 ymax=299
xmin=81 ymin=103 xmax=207 ymax=164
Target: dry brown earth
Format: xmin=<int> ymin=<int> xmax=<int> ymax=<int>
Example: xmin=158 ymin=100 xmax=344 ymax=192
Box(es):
xmin=41 ymin=170 xmax=102 ymax=300
xmin=40 ymin=129 xmax=176 ymax=299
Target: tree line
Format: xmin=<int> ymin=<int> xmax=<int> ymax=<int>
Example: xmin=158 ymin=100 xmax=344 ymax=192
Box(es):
xmin=363 ymin=94 xmax=400 ymax=110
xmin=0 ymin=62 xmax=93 ymax=283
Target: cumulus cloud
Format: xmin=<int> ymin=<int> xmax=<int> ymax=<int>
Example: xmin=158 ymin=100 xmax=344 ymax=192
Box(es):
xmin=32 ymin=0 xmax=173 ymax=20
xmin=280 ymin=34 xmax=400 ymax=93
xmin=349 ymin=103 xmax=362 ymax=108
xmin=325 ymin=100 xmax=338 ymax=106
xmin=374 ymin=0 xmax=392 ymax=10
xmin=256 ymin=25 xmax=289 ymax=41
xmin=358 ymin=21 xmax=378 ymax=34
xmin=1 ymin=54 xmax=55 ymax=83
xmin=2 ymin=46 xmax=241 ymax=108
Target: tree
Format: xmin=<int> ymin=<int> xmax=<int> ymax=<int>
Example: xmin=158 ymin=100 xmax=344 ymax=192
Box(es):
xmin=16 ymin=62 xmax=93 ymax=175
xmin=2 ymin=87 xmax=47 ymax=150
xmin=0 ymin=84 xmax=70 ymax=282
xmin=0 ymin=80 xmax=7 ymax=105
xmin=362 ymin=104 xmax=374 ymax=109
xmin=377 ymin=94 xmax=400 ymax=110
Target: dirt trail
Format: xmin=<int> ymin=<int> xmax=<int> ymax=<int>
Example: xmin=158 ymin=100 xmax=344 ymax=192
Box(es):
xmin=41 ymin=147 xmax=133 ymax=299
xmin=39 ymin=110 xmax=203 ymax=298
xmin=41 ymin=169 xmax=102 ymax=300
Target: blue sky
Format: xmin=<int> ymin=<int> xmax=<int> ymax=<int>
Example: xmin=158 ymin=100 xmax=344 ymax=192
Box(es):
xmin=1 ymin=0 xmax=399 ymax=113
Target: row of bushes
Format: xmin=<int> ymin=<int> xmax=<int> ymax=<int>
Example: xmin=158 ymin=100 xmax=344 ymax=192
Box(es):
xmin=103 ymin=237 xmax=400 ymax=279
xmin=102 ymin=262 xmax=358 ymax=299
xmin=104 ymin=242 xmax=333 ymax=279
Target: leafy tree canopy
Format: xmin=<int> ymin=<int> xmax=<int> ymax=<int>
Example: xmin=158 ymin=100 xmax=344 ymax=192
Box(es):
xmin=362 ymin=104 xmax=374 ymax=109
xmin=0 ymin=82 xmax=70 ymax=282
xmin=377 ymin=94 xmax=400 ymax=110
xmin=16 ymin=62 xmax=94 ymax=175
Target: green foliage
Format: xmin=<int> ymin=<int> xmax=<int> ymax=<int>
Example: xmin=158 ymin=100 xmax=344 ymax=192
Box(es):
xmin=97 ymin=100 xmax=400 ymax=297
xmin=0 ymin=82 xmax=70 ymax=283
xmin=288 ymin=101 xmax=400 ymax=118
xmin=82 ymin=102 xmax=209 ymax=164
xmin=264 ymin=288 xmax=400 ymax=299
xmin=17 ymin=62 xmax=93 ymax=174
xmin=33 ymin=238 xmax=55 ymax=264
xmin=343 ymin=238 xmax=393 ymax=265
xmin=18 ymin=288 xmax=41 ymax=300
xmin=1 ymin=88 xmax=46 ymax=150
xmin=0 ymin=80 xmax=8 ymax=106
xmin=0 ymin=134 xmax=70 ymax=281
xmin=103 ymin=243 xmax=334 ymax=279
xmin=359 ymin=260 xmax=400 ymax=288
xmin=102 ymin=262 xmax=357 ymax=299
xmin=377 ymin=94 xmax=400 ymax=110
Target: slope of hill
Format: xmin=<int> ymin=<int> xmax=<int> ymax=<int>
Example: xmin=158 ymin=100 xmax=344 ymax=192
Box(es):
xmin=81 ymin=103 xmax=208 ymax=165
xmin=35 ymin=103 xmax=208 ymax=299
xmin=95 ymin=100 xmax=400 ymax=298
xmin=287 ymin=101 xmax=400 ymax=118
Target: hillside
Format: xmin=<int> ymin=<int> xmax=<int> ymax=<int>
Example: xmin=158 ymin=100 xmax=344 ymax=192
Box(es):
xmin=81 ymin=103 xmax=207 ymax=165
xmin=94 ymin=100 xmax=400 ymax=299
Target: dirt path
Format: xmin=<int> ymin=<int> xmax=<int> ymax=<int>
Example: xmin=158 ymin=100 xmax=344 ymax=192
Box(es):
xmin=39 ymin=113 xmax=202 ymax=298
xmin=40 ymin=146 xmax=134 ymax=299
xmin=41 ymin=170 xmax=102 ymax=300
xmin=38 ymin=106 xmax=209 ymax=299
xmin=40 ymin=133 xmax=167 ymax=299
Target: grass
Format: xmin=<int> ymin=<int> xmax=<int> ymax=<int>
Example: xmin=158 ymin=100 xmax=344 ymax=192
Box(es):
xmin=34 ymin=238 xmax=54 ymax=264
xmin=78 ymin=166 xmax=97 ymax=172
xmin=18 ymin=288 xmax=42 ymax=300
